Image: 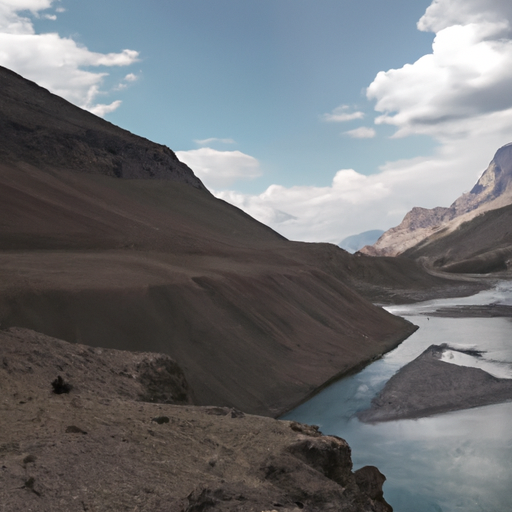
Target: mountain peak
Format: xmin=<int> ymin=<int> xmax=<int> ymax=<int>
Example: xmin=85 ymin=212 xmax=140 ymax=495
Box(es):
xmin=360 ymin=142 xmax=512 ymax=257
xmin=0 ymin=66 xmax=205 ymax=189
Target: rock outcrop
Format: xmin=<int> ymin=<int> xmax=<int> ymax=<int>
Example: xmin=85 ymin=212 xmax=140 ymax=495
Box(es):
xmin=0 ymin=66 xmax=204 ymax=188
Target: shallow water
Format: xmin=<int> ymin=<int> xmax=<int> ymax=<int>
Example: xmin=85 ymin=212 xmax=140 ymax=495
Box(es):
xmin=283 ymin=282 xmax=512 ymax=512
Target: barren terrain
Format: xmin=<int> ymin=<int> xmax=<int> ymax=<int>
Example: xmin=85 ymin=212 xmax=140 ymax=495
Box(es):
xmin=0 ymin=328 xmax=392 ymax=512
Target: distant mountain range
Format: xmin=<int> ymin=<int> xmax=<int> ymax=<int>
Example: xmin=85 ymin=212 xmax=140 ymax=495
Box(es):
xmin=361 ymin=143 xmax=512 ymax=274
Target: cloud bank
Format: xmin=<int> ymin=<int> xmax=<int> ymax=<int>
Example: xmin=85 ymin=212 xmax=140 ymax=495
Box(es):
xmin=0 ymin=0 xmax=139 ymax=116
xmin=176 ymin=148 xmax=262 ymax=189
xmin=208 ymin=0 xmax=512 ymax=243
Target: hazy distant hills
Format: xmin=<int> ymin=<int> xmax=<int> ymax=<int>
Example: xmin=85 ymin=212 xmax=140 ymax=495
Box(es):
xmin=339 ymin=230 xmax=384 ymax=253
xmin=361 ymin=143 xmax=512 ymax=274
xmin=0 ymin=66 xmax=425 ymax=417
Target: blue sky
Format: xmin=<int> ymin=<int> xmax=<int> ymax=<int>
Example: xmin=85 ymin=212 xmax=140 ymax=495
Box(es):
xmin=2 ymin=0 xmax=512 ymax=243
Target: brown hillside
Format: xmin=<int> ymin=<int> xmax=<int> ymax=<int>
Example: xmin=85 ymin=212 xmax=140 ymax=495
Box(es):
xmin=0 ymin=66 xmax=417 ymax=417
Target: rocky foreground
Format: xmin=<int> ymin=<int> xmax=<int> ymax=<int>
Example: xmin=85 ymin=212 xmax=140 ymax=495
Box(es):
xmin=0 ymin=327 xmax=392 ymax=512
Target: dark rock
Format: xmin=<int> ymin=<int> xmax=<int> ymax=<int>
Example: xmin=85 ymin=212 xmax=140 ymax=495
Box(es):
xmin=137 ymin=356 xmax=191 ymax=405
xmin=184 ymin=487 xmax=229 ymax=512
xmin=289 ymin=421 xmax=321 ymax=437
xmin=151 ymin=416 xmax=170 ymax=424
xmin=286 ymin=435 xmax=353 ymax=487
xmin=354 ymin=465 xmax=388 ymax=503
xmin=65 ymin=425 xmax=87 ymax=434
xmin=51 ymin=375 xmax=71 ymax=394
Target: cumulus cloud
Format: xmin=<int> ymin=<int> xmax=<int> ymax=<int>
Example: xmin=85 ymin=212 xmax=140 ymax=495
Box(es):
xmin=89 ymin=100 xmax=122 ymax=117
xmin=417 ymin=0 xmax=512 ymax=33
xmin=0 ymin=1 xmax=139 ymax=116
xmin=176 ymin=148 xmax=262 ymax=188
xmin=194 ymin=137 xmax=236 ymax=146
xmin=115 ymin=72 xmax=140 ymax=90
xmin=322 ymin=105 xmax=365 ymax=122
xmin=368 ymin=0 xmax=512 ymax=138
xmin=344 ymin=127 xmax=376 ymax=139
xmin=216 ymin=169 xmax=392 ymax=243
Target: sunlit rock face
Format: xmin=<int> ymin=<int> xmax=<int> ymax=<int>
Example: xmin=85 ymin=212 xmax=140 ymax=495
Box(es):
xmin=360 ymin=142 xmax=512 ymax=257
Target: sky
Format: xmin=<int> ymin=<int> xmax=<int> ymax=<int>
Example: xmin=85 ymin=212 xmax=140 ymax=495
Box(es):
xmin=2 ymin=0 xmax=512 ymax=244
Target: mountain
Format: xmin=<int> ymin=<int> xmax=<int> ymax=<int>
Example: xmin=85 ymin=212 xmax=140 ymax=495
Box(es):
xmin=339 ymin=230 xmax=384 ymax=253
xmin=0 ymin=66 xmax=419 ymax=417
xmin=361 ymin=143 xmax=512 ymax=258
xmin=403 ymin=201 xmax=512 ymax=273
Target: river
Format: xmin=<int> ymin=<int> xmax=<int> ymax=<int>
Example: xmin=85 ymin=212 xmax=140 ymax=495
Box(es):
xmin=282 ymin=282 xmax=512 ymax=511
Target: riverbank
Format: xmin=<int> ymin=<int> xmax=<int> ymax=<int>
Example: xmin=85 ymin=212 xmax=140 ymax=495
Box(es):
xmin=282 ymin=284 xmax=512 ymax=511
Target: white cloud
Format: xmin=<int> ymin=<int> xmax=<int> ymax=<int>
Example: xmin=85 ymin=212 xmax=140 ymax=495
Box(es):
xmin=176 ymin=148 xmax=262 ymax=188
xmin=417 ymin=0 xmax=512 ymax=33
xmin=215 ymin=169 xmax=392 ymax=243
xmin=89 ymin=100 xmax=122 ymax=117
xmin=322 ymin=105 xmax=365 ymax=122
xmin=367 ymin=0 xmax=512 ymax=139
xmin=115 ymin=72 xmax=140 ymax=90
xmin=0 ymin=1 xmax=139 ymax=116
xmin=194 ymin=137 xmax=236 ymax=146
xmin=344 ymin=127 xmax=376 ymax=139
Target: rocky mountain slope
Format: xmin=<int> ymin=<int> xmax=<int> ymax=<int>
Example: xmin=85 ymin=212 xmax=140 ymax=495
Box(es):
xmin=361 ymin=143 xmax=512 ymax=259
xmin=403 ymin=202 xmax=512 ymax=273
xmin=0 ymin=67 xmax=203 ymax=187
xmin=0 ymin=65 xmax=422 ymax=418
xmin=0 ymin=327 xmax=393 ymax=512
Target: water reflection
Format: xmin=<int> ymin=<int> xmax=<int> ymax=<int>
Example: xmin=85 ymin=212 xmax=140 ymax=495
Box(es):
xmin=283 ymin=283 xmax=512 ymax=512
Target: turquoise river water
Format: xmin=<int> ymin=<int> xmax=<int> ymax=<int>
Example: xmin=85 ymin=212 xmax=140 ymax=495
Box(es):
xmin=283 ymin=282 xmax=512 ymax=512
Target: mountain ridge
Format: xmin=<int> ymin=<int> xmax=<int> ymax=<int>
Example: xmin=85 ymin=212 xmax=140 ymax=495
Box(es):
xmin=360 ymin=142 xmax=512 ymax=258
xmin=0 ymin=66 xmax=204 ymax=188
